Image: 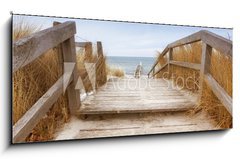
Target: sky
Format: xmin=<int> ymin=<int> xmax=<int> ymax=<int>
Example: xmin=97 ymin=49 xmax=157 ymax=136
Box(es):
xmin=13 ymin=15 xmax=233 ymax=57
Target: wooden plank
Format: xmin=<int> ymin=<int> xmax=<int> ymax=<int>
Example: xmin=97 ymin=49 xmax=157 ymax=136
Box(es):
xmin=84 ymin=95 xmax=185 ymax=101
xmin=61 ymin=37 xmax=81 ymax=114
xmin=168 ymin=31 xmax=202 ymax=48
xmin=13 ymin=21 xmax=76 ymax=73
xmin=168 ymin=49 xmax=173 ymax=79
xmin=170 ymin=60 xmax=201 ymax=70
xmin=84 ymin=63 xmax=96 ymax=91
xmin=79 ymin=101 xmax=194 ymax=114
xmin=201 ymin=30 xmax=232 ymax=57
xmin=12 ymin=74 xmax=68 ymax=143
xmin=84 ymin=42 xmax=93 ymax=62
xmin=199 ymin=43 xmax=212 ymax=99
xmin=148 ymin=47 xmax=169 ymax=76
xmin=63 ymin=62 xmax=75 ymax=93
xmin=148 ymin=30 xmax=232 ymax=77
xmin=55 ymin=111 xmax=215 ymax=140
xmin=204 ymin=74 xmax=232 ymax=115
xmin=153 ymin=63 xmax=168 ymax=76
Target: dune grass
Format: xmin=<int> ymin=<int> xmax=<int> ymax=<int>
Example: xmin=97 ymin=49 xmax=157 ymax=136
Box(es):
xmin=13 ymin=21 xmax=70 ymax=142
xmin=155 ymin=41 xmax=232 ymax=128
xmin=106 ymin=65 xmax=125 ymax=77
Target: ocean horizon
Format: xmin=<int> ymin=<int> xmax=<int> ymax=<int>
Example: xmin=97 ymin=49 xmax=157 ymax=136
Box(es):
xmin=106 ymin=56 xmax=155 ymax=75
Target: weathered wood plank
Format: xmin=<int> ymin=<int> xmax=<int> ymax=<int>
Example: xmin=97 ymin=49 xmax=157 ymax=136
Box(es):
xmin=97 ymin=41 xmax=104 ymax=57
xmin=170 ymin=60 xmax=201 ymax=70
xmin=13 ymin=21 xmax=76 ymax=73
xmin=12 ymin=73 xmax=72 ymax=143
xmin=204 ymin=74 xmax=232 ymax=115
xmin=168 ymin=31 xmax=202 ymax=48
xmin=201 ymin=30 xmax=232 ymax=57
xmin=80 ymin=101 xmax=194 ymax=114
xmin=153 ymin=63 xmax=168 ymax=76
xmin=61 ymin=37 xmax=81 ymax=114
xmin=148 ymin=47 xmax=169 ymax=76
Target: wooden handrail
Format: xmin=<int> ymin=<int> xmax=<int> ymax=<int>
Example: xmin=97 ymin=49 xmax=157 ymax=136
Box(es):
xmin=12 ymin=21 xmax=81 ymax=143
xmin=13 ymin=21 xmax=76 ymax=73
xmin=148 ymin=30 xmax=232 ymax=116
xmin=148 ymin=30 xmax=232 ymax=77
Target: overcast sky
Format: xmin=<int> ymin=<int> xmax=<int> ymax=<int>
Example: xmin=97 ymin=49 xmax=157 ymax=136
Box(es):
xmin=13 ymin=15 xmax=233 ymax=57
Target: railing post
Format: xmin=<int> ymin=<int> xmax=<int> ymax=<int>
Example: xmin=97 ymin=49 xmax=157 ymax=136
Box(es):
xmin=168 ymin=48 xmax=173 ymax=79
xmin=61 ymin=36 xmax=81 ymax=115
xmin=199 ymin=42 xmax=212 ymax=101
xmin=84 ymin=42 xmax=93 ymax=62
xmin=53 ymin=21 xmax=81 ymax=114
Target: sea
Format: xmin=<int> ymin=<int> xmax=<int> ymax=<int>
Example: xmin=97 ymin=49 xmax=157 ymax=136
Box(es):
xmin=106 ymin=56 xmax=155 ymax=75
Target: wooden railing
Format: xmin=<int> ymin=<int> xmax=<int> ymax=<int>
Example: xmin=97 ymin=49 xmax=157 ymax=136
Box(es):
xmin=12 ymin=21 xmax=106 ymax=143
xmin=148 ymin=30 xmax=232 ymax=115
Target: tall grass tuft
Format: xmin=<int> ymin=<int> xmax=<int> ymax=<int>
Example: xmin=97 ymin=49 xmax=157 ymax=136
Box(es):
xmin=106 ymin=65 xmax=125 ymax=77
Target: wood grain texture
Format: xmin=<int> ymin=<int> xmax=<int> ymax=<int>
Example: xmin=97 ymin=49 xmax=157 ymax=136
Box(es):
xmin=170 ymin=60 xmax=201 ymax=70
xmin=79 ymin=78 xmax=195 ymax=114
xmin=61 ymin=37 xmax=81 ymax=114
xmin=148 ymin=30 xmax=232 ymax=76
xmin=204 ymin=74 xmax=232 ymax=115
xmin=75 ymin=42 xmax=87 ymax=47
xmin=201 ymin=30 xmax=232 ymax=57
xmin=13 ymin=21 xmax=76 ymax=73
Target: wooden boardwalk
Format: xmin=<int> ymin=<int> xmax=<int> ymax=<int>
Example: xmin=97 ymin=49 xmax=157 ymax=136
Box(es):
xmin=79 ymin=77 xmax=196 ymax=115
xmin=12 ymin=21 xmax=232 ymax=142
xmin=55 ymin=110 xmax=216 ymax=140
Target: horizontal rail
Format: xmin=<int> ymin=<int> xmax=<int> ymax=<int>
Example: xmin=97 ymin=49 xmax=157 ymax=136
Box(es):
xmin=148 ymin=30 xmax=232 ymax=76
xmin=204 ymin=73 xmax=232 ymax=115
xmin=201 ymin=30 xmax=232 ymax=57
xmin=170 ymin=60 xmax=201 ymax=70
xmin=152 ymin=63 xmax=168 ymax=77
xmin=148 ymin=48 xmax=169 ymax=76
xmin=13 ymin=21 xmax=76 ymax=73
xmin=168 ymin=31 xmax=202 ymax=49
xmin=12 ymin=65 xmax=75 ymax=143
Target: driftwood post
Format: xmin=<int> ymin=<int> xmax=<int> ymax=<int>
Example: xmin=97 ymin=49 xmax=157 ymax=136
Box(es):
xmin=199 ymin=43 xmax=212 ymax=101
xmin=54 ymin=21 xmax=81 ymax=114
xmin=60 ymin=37 xmax=81 ymax=114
